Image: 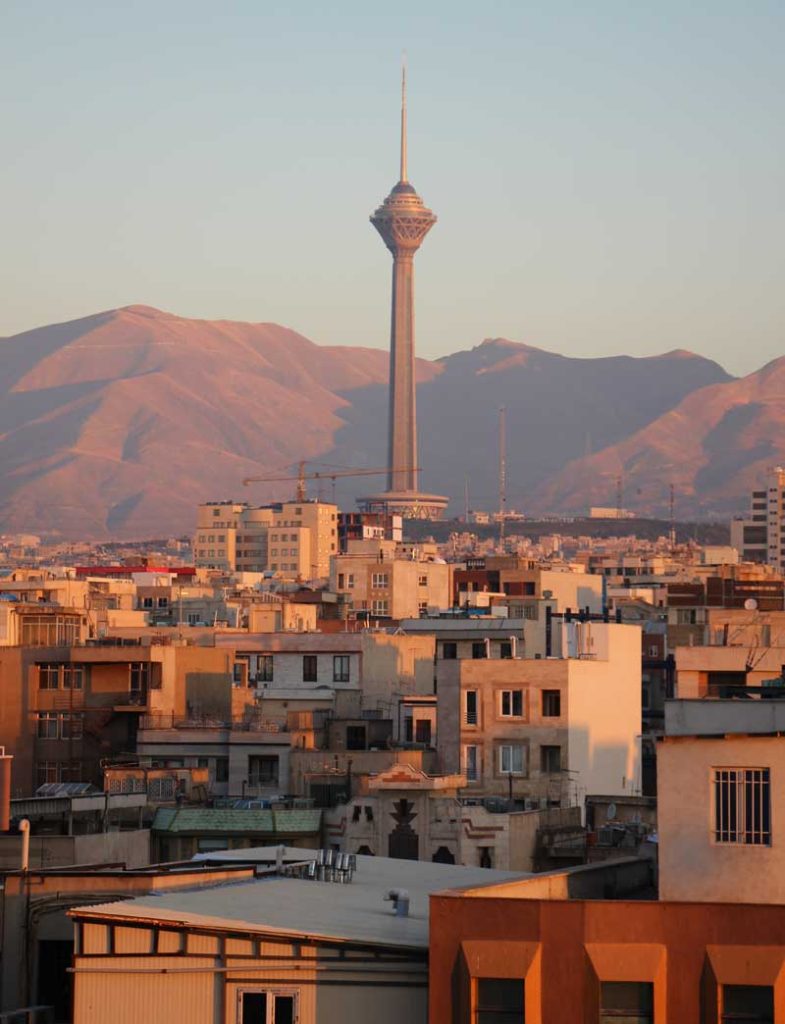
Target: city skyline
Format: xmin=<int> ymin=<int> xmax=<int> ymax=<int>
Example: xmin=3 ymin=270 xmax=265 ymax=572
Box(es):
xmin=2 ymin=1 xmax=785 ymax=376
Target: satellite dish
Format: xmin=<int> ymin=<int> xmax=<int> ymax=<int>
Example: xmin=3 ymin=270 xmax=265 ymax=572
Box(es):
xmin=744 ymin=598 xmax=758 ymax=611
xmin=607 ymin=802 xmax=617 ymax=821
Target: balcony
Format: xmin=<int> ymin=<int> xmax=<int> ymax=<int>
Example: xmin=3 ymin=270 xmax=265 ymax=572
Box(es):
xmin=140 ymin=713 xmax=287 ymax=733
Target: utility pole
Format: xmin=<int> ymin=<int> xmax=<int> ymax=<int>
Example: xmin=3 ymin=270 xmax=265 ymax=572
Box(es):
xmin=669 ymin=482 xmax=676 ymax=552
xmin=499 ymin=406 xmax=507 ymax=548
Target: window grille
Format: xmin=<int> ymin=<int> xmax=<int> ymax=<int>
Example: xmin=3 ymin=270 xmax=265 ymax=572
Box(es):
xmin=714 ymin=768 xmax=771 ymax=845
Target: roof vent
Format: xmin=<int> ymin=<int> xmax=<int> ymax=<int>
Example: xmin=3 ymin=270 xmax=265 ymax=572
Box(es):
xmin=384 ymin=888 xmax=410 ymax=917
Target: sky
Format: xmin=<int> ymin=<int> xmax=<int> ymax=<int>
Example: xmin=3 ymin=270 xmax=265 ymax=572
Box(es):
xmin=1 ymin=1 xmax=784 ymax=376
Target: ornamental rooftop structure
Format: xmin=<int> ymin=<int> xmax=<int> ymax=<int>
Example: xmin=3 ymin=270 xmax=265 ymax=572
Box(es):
xmin=358 ymin=66 xmax=448 ymax=522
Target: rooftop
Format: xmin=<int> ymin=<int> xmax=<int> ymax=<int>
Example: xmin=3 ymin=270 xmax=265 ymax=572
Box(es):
xmin=664 ymin=697 xmax=785 ymax=737
xmin=70 ymin=845 xmax=527 ymax=950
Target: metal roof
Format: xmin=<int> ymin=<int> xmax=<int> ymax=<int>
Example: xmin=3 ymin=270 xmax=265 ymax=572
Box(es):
xmin=151 ymin=808 xmax=322 ymax=835
xmin=71 ymin=846 xmax=528 ymax=951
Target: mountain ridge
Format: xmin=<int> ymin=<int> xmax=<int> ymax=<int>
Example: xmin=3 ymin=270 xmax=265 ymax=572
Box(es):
xmin=0 ymin=306 xmax=744 ymax=538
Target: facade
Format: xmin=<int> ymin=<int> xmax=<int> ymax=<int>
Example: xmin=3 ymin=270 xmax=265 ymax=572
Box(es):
xmin=330 ymin=539 xmax=451 ymax=619
xmin=194 ymin=499 xmax=338 ymax=579
xmin=658 ymin=698 xmax=785 ymax=903
xmin=428 ymin=860 xmax=785 ymax=1023
xmin=453 ymin=559 xmax=604 ymax=616
xmin=437 ymin=621 xmax=642 ymax=808
xmin=68 ymin=847 xmax=525 ymax=1024
xmin=0 ymin=642 xmax=236 ymax=795
xmin=731 ymin=465 xmax=785 ymax=571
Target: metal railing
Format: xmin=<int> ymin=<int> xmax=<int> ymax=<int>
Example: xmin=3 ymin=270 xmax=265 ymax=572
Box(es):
xmin=140 ymin=713 xmax=287 ymax=733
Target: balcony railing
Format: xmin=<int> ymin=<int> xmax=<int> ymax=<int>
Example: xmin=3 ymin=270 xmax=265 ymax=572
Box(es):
xmin=140 ymin=713 xmax=287 ymax=733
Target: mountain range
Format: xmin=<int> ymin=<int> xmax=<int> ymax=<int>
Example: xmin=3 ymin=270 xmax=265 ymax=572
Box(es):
xmin=0 ymin=304 xmax=773 ymax=538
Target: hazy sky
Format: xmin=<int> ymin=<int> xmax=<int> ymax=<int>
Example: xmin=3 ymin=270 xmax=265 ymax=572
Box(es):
xmin=2 ymin=1 xmax=784 ymax=376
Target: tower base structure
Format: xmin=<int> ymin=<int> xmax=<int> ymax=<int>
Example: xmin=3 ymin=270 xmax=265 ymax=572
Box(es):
xmin=357 ymin=490 xmax=449 ymax=521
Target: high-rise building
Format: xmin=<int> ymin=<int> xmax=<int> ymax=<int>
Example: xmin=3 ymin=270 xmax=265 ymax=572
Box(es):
xmin=358 ymin=68 xmax=448 ymax=521
xmin=194 ymin=499 xmax=338 ymax=579
xmin=730 ymin=466 xmax=785 ymax=571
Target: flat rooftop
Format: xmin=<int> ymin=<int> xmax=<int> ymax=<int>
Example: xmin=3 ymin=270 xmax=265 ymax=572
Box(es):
xmin=665 ymin=698 xmax=785 ymax=737
xmin=72 ymin=846 xmax=528 ymax=951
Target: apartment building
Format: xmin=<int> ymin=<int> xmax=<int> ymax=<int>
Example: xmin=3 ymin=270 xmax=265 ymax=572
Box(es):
xmin=658 ymin=698 xmax=785 ymax=903
xmin=330 ymin=539 xmax=451 ymax=619
xmin=436 ymin=621 xmax=642 ymax=808
xmin=194 ymin=499 xmax=338 ymax=579
xmin=0 ymin=641 xmax=235 ymax=795
xmin=428 ymin=858 xmax=785 ymax=1023
xmin=453 ymin=558 xmax=604 ymax=615
xmin=731 ymin=465 xmax=785 ymax=570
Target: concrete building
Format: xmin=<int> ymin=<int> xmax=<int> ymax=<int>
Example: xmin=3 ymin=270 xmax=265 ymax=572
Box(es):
xmin=453 ymin=558 xmax=604 ymax=616
xmin=322 ymin=761 xmax=582 ymax=871
xmin=330 ymin=539 xmax=451 ymax=619
xmin=0 ymin=858 xmax=256 ymax=1022
xmin=428 ymin=857 xmax=785 ymax=1023
xmin=731 ymin=465 xmax=785 ymax=570
xmin=194 ymin=499 xmax=338 ymax=579
xmin=658 ymin=698 xmax=785 ymax=904
xmin=0 ymin=642 xmax=236 ymax=794
xmin=68 ymin=847 xmax=526 ymax=1024
xmin=436 ymin=621 xmax=642 ymax=809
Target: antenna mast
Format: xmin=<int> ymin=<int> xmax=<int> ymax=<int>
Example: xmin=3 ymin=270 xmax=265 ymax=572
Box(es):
xmin=499 ymin=406 xmax=507 ymax=547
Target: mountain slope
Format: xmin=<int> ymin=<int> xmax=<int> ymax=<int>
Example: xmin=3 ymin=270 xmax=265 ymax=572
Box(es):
xmin=0 ymin=307 xmax=734 ymax=537
xmin=530 ymin=358 xmax=785 ymax=517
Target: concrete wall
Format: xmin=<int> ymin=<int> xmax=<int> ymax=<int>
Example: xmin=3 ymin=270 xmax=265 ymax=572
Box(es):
xmin=658 ymin=732 xmax=785 ymax=903
xmin=0 ymin=829 xmax=151 ymax=871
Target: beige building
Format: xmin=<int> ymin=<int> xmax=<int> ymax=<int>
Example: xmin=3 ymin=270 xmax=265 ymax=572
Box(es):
xmin=68 ymin=848 xmax=525 ymax=1024
xmin=330 ymin=539 xmax=451 ymax=619
xmin=194 ymin=499 xmax=338 ymax=580
xmin=658 ymin=698 xmax=785 ymax=903
xmin=436 ymin=621 xmax=642 ymax=810
xmin=731 ymin=465 xmax=785 ymax=570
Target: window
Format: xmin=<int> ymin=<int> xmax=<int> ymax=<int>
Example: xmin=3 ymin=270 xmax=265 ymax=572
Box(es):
xmin=215 ymin=757 xmax=229 ymax=783
xmin=415 ymin=719 xmax=432 ymax=745
xmin=338 ymin=573 xmax=345 ymax=589
xmin=62 ymin=714 xmax=83 ymax=740
xmin=333 ymin=655 xmax=350 ymax=682
xmin=303 ymin=655 xmax=318 ymax=683
xmin=371 ymin=572 xmax=389 ymax=588
xmin=714 ymin=768 xmax=771 ymax=845
xmin=36 ymin=761 xmax=60 ymax=786
xmin=248 ymin=755 xmax=278 ymax=786
xmin=722 ymin=985 xmax=774 ymax=1023
xmin=62 ymin=665 xmax=83 ymax=690
xmin=346 ymin=725 xmax=366 ymax=750
xmin=38 ymin=664 xmax=59 ymax=690
xmin=540 ymin=745 xmax=561 ymax=774
xmin=442 ymin=641 xmax=458 ymax=660
xmin=499 ymin=690 xmax=523 ymax=718
xmin=142 ymin=597 xmax=153 ymax=609
xmin=240 ymin=990 xmax=296 ymax=1024
xmin=475 ymin=978 xmax=524 ymax=1023
xmin=257 ymin=655 xmax=274 ymax=682
xmin=472 ymin=641 xmax=487 ymax=659
xmin=157 ymin=597 xmax=169 ymax=608
xmin=463 ymin=744 xmax=480 ymax=782
xmin=499 ymin=745 xmax=524 ymax=775
xmin=465 ymin=690 xmax=478 ymax=726
xmin=418 ymin=574 xmax=428 ymax=587
xmin=600 ymin=981 xmax=653 ymax=1024
xmin=541 ymin=690 xmax=561 ymax=717
xmin=500 ymin=641 xmax=513 ymax=659
xmin=37 ymin=712 xmax=58 ymax=739
xmin=478 ymin=848 xmax=494 ymax=870
xmin=346 ymin=574 xmax=355 ymax=589
xmin=130 ymin=663 xmax=150 ymax=693
xmin=371 ymin=599 xmax=389 ymax=616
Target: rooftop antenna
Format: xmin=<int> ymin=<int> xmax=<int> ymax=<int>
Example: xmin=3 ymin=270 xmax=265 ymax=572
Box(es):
xmin=400 ymin=54 xmax=408 ymax=183
xmin=615 ymin=474 xmax=623 ymax=519
xmin=464 ymin=475 xmax=470 ymax=524
xmin=499 ymin=406 xmax=507 ymax=547
xmin=669 ymin=482 xmax=676 ymax=552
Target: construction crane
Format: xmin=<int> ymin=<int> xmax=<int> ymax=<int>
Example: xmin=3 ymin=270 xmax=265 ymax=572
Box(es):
xmin=242 ymin=462 xmax=420 ymax=503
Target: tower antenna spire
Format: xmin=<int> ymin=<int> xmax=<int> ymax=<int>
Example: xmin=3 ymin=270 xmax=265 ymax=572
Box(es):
xmin=400 ymin=55 xmax=408 ymax=183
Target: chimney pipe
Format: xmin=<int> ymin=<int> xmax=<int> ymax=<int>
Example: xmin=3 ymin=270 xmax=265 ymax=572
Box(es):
xmin=0 ymin=750 xmax=12 ymax=831
xmin=19 ymin=818 xmax=30 ymax=872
